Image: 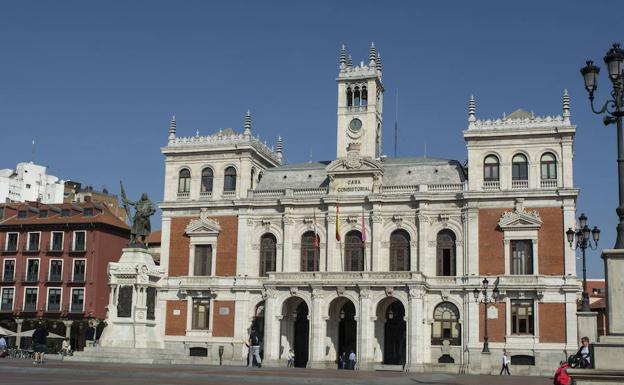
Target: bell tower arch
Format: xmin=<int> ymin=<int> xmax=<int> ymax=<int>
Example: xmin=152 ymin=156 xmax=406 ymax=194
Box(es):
xmin=336 ymin=43 xmax=384 ymax=160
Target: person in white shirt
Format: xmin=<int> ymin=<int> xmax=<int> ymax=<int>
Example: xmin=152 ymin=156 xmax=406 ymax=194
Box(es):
xmin=0 ymin=335 xmax=7 ymax=352
xmin=348 ymin=351 xmax=356 ymax=370
xmin=61 ymin=338 xmax=71 ymax=359
xmin=287 ymin=349 xmax=295 ymax=367
xmin=577 ymin=336 xmax=591 ymax=367
xmin=499 ymin=351 xmax=511 ymax=375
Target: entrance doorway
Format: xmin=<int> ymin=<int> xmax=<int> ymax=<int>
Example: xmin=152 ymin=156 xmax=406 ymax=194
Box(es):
xmin=375 ymin=298 xmax=406 ymax=365
xmin=338 ymin=301 xmax=357 ymax=358
xmin=280 ymin=297 xmax=309 ymax=368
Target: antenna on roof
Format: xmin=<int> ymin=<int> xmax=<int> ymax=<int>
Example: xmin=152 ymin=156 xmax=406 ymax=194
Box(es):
xmin=394 ymin=89 xmax=398 ymax=157
xmin=31 ymin=139 xmax=36 ymax=163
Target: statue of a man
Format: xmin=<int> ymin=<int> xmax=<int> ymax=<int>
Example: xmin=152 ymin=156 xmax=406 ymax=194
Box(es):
xmin=121 ymin=182 xmax=156 ymax=246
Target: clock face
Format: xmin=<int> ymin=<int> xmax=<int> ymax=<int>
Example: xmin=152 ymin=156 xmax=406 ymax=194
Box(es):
xmin=349 ymin=118 xmax=362 ymax=132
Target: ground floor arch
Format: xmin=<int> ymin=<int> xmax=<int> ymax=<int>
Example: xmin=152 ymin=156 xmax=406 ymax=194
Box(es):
xmin=327 ymin=297 xmax=357 ymax=366
xmin=280 ymin=297 xmax=309 ymax=367
xmin=374 ymin=297 xmax=406 ymax=366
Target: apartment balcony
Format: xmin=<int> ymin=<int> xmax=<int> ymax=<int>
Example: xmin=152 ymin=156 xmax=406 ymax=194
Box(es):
xmin=69 ymin=304 xmax=85 ymax=314
xmin=21 ymin=273 xmax=39 ymax=283
xmin=482 ymin=181 xmax=500 ymax=191
xmin=199 ymin=191 xmax=213 ymax=200
xmin=70 ymin=245 xmax=87 ymax=253
xmin=68 ymin=275 xmax=86 ymax=284
xmin=0 ymin=244 xmax=18 ymax=253
xmin=541 ymin=179 xmax=558 ymax=189
xmin=511 ymin=180 xmax=529 ymax=189
xmin=222 ymin=190 xmax=236 ymax=198
xmin=21 ymin=304 xmax=38 ymax=313
xmin=46 ymin=242 xmax=64 ymax=253
xmin=23 ymin=245 xmax=41 ymax=253
xmin=47 ymin=275 xmax=63 ymax=284
xmin=0 ymin=274 xmax=15 ymax=284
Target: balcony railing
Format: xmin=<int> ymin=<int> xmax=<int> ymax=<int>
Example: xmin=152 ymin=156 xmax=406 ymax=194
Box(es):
xmin=199 ymin=191 xmax=212 ymax=199
xmin=511 ymin=180 xmax=529 ymax=189
xmin=222 ymin=190 xmax=236 ymax=198
xmin=22 ymin=273 xmax=39 ymax=283
xmin=22 ymin=303 xmax=37 ymax=312
xmin=0 ymin=305 xmax=12 ymax=313
xmin=69 ymin=275 xmax=86 ymax=283
xmin=0 ymin=274 xmax=15 ymax=283
xmin=46 ymin=305 xmax=61 ymax=313
xmin=46 ymin=242 xmax=64 ymax=252
xmin=24 ymin=244 xmax=40 ymax=252
xmin=177 ymin=191 xmax=190 ymax=200
xmin=0 ymin=244 xmax=18 ymax=253
xmin=346 ymin=105 xmax=368 ymax=113
xmin=483 ymin=181 xmax=500 ymax=191
xmin=47 ymin=275 xmax=63 ymax=283
xmin=541 ymin=179 xmax=558 ymax=189
xmin=70 ymin=304 xmax=84 ymax=313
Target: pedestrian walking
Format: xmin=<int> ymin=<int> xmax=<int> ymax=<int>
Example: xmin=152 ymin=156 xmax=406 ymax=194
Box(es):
xmin=339 ymin=352 xmax=347 ymax=369
xmin=499 ymin=351 xmax=511 ymax=375
xmin=248 ymin=328 xmax=262 ymax=368
xmin=348 ymin=351 xmax=356 ymax=370
xmin=287 ymin=349 xmax=295 ymax=367
xmin=32 ymin=322 xmax=49 ymax=365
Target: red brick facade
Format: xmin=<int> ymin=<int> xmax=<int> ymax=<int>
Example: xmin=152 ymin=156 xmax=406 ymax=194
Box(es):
xmin=479 ymin=303 xmax=506 ymax=342
xmin=165 ymin=300 xmax=188 ymax=336
xmin=539 ymin=303 xmax=566 ymax=343
xmin=212 ymin=300 xmax=235 ymax=337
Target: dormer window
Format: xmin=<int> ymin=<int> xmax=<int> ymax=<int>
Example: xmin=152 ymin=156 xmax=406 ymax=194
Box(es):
xmin=18 ymin=210 xmax=27 ymax=218
xmin=39 ymin=210 xmax=48 ymax=218
xmin=84 ymin=208 xmax=93 ymax=217
xmin=61 ymin=209 xmax=70 ymax=217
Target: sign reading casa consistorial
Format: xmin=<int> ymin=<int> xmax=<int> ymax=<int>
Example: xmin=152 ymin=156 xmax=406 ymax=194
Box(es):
xmin=148 ymin=43 xmax=579 ymax=375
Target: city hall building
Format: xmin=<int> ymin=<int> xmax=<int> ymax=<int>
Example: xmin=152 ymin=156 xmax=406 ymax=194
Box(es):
xmin=155 ymin=44 xmax=580 ymax=374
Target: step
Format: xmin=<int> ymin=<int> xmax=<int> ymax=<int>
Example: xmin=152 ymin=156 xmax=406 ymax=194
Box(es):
xmin=375 ymin=364 xmax=404 ymax=371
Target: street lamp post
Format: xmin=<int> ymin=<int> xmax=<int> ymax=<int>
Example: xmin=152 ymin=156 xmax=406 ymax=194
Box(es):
xmin=566 ymin=213 xmax=601 ymax=312
xmin=473 ymin=278 xmax=499 ymax=353
xmin=580 ymin=43 xmax=624 ymax=248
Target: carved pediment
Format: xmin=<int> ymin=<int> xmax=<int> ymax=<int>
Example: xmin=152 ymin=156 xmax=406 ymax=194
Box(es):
xmin=325 ymin=156 xmax=383 ymax=174
xmin=498 ymin=199 xmax=542 ymax=230
xmin=185 ymin=208 xmax=222 ymax=236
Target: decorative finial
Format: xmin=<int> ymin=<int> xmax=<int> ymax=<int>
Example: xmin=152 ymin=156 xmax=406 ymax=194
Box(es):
xmin=369 ymin=42 xmax=377 ymax=66
xmin=195 ymin=129 xmax=200 ymax=137
xmin=276 ymin=136 xmax=283 ymax=163
xmin=339 ymin=44 xmax=347 ymax=68
xmin=168 ymin=115 xmax=177 ymax=141
xmin=468 ymin=95 xmax=476 ymax=127
xmin=244 ymin=110 xmax=252 ymax=136
xmin=376 ymin=52 xmax=382 ymax=72
xmin=563 ymin=89 xmax=571 ymax=124
xmin=347 ymin=54 xmax=353 ymax=68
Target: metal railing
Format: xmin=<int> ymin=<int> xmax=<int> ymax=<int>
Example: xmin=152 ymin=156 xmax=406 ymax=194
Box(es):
xmin=0 ymin=274 xmax=15 ymax=283
xmin=47 ymin=275 xmax=63 ymax=283
xmin=69 ymin=275 xmax=86 ymax=283
xmin=46 ymin=241 xmax=64 ymax=252
xmin=21 ymin=273 xmax=39 ymax=283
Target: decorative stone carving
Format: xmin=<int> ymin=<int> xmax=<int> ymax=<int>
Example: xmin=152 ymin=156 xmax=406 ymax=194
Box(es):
xmin=185 ymin=209 xmax=222 ymax=236
xmin=359 ymin=287 xmax=371 ymax=299
xmin=346 ymin=216 xmax=358 ymax=224
xmin=336 ymin=286 xmax=345 ymax=296
xmin=438 ymin=214 xmax=450 ymax=222
xmin=441 ymin=289 xmax=450 ymax=301
xmin=498 ymin=198 xmax=543 ymax=230
xmin=289 ymin=287 xmax=298 ymax=296
xmin=345 ymin=143 xmax=363 ymax=169
xmin=371 ymin=214 xmax=383 ymax=224
xmin=384 ymin=286 xmax=394 ymax=296
xmin=262 ymin=288 xmax=278 ymax=299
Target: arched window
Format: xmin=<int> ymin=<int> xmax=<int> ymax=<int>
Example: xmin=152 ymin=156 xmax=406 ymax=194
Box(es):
xmin=300 ymin=231 xmax=319 ymax=272
xmin=436 ymin=230 xmax=456 ymax=276
xmin=389 ymin=230 xmax=410 ymax=271
xmin=353 ymin=87 xmax=361 ymax=106
xmin=431 ymin=302 xmax=460 ymax=345
xmin=178 ymin=169 xmax=191 ymax=193
xmin=201 ymin=168 xmax=213 ymax=193
xmin=259 ymin=233 xmax=277 ymax=277
xmin=483 ymin=155 xmax=499 ymax=182
xmin=540 ymin=153 xmax=557 ymax=180
xmin=346 ymin=87 xmax=353 ymax=107
xmin=224 ymin=166 xmax=237 ymax=192
xmin=361 ymin=86 xmax=368 ymax=106
xmin=512 ymin=154 xmax=528 ymax=181
xmin=344 ymin=230 xmax=364 ymax=271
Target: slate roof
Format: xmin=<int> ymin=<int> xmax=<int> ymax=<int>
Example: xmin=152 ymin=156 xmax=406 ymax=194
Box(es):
xmin=255 ymin=157 xmax=465 ymax=190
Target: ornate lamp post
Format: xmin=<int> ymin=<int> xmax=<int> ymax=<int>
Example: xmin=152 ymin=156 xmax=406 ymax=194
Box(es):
xmin=566 ymin=213 xmax=601 ymax=312
xmin=473 ymin=278 xmax=500 ymax=353
xmin=580 ymin=43 xmax=624 ymax=248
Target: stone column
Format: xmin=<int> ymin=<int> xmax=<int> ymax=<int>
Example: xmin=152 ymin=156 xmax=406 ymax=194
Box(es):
xmin=309 ymin=287 xmax=326 ymax=368
xmin=281 ymin=215 xmax=293 ymax=272
xmin=63 ymin=320 xmax=73 ymax=339
xmin=15 ymin=318 xmax=23 ymax=349
xmin=406 ymin=288 xmax=424 ymax=371
xmin=357 ymin=286 xmax=373 ymax=369
xmin=370 ymin=209 xmax=382 ymax=271
xmin=262 ymin=290 xmax=280 ymax=365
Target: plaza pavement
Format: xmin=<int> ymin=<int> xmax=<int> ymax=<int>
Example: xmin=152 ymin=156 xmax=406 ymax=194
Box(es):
xmin=0 ymin=359 xmax=555 ymax=385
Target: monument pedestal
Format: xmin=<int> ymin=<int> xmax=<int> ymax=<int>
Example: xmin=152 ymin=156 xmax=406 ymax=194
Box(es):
xmin=577 ymin=311 xmax=599 ymax=344
xmin=569 ymin=249 xmax=624 ymax=384
xmin=98 ymin=247 xmax=165 ymax=349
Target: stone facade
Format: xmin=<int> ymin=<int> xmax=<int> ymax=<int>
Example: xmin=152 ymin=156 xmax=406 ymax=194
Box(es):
xmin=154 ymin=44 xmax=581 ymax=374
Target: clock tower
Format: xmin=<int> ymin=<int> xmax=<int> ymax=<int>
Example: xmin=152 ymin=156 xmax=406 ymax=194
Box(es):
xmin=336 ymin=43 xmax=384 ymax=160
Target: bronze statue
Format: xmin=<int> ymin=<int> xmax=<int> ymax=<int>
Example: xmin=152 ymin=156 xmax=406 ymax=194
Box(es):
xmin=120 ymin=181 xmax=156 ymax=246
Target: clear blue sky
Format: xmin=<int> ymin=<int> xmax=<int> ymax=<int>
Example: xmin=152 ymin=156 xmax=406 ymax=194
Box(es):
xmin=0 ymin=1 xmax=621 ymax=278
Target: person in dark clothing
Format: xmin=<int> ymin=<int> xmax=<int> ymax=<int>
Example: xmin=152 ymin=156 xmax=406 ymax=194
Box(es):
xmin=32 ymin=322 xmax=49 ymax=364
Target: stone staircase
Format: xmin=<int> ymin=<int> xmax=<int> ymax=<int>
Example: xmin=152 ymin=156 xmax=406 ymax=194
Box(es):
xmin=66 ymin=346 xmax=209 ymax=365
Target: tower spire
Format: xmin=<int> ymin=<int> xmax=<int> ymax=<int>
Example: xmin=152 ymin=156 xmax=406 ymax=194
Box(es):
xmin=562 ymin=89 xmax=571 ymax=124
xmin=244 ymin=110 xmax=252 ymax=136
xmin=376 ymin=52 xmax=382 ymax=72
xmin=369 ymin=42 xmax=376 ymax=66
xmin=468 ymin=95 xmax=476 ymax=128
xmin=339 ymin=44 xmax=347 ymax=69
xmin=347 ymin=54 xmax=352 ymax=69
xmin=276 ymin=136 xmax=283 ymax=163
xmin=168 ymin=115 xmax=177 ymax=141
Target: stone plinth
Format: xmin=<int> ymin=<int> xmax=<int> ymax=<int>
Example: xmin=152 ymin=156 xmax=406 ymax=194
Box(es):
xmin=577 ymin=312 xmax=599 ymax=344
xmin=98 ymin=247 xmax=165 ymax=349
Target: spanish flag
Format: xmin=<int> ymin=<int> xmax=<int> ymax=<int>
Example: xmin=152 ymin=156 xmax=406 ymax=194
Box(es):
xmin=335 ymin=203 xmax=341 ymax=242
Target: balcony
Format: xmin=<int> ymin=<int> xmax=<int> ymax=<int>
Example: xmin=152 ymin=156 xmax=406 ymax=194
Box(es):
xmin=46 ymin=242 xmax=64 ymax=253
xmin=199 ymin=191 xmax=212 ymax=200
xmin=346 ymin=105 xmax=368 ymax=113
xmin=22 ymin=273 xmax=39 ymax=283
xmin=541 ymin=179 xmax=558 ymax=189
xmin=69 ymin=304 xmax=84 ymax=313
xmin=21 ymin=303 xmax=37 ymax=313
xmin=0 ymin=305 xmax=13 ymax=313
xmin=0 ymin=274 xmax=15 ymax=283
xmin=177 ymin=192 xmax=190 ymax=200
xmin=69 ymin=275 xmax=86 ymax=284
xmin=483 ymin=181 xmax=500 ymax=191
xmin=47 ymin=275 xmax=63 ymax=284
xmin=0 ymin=244 xmax=18 ymax=253
xmin=511 ymin=180 xmax=529 ymax=189
xmin=70 ymin=245 xmax=87 ymax=253
xmin=46 ymin=305 xmax=62 ymax=313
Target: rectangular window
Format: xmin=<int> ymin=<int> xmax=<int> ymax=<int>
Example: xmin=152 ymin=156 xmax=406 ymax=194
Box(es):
xmin=47 ymin=288 xmax=62 ymax=311
xmin=51 ymin=232 xmax=64 ymax=251
xmin=49 ymin=260 xmax=63 ymax=282
xmin=61 ymin=209 xmax=70 ymax=217
xmin=18 ymin=210 xmax=27 ymax=218
xmin=1 ymin=288 xmax=14 ymax=311
xmin=24 ymin=288 xmax=38 ymax=312
xmin=73 ymin=231 xmax=86 ymax=251
xmin=83 ymin=208 xmax=93 ymax=217
xmin=73 ymin=260 xmax=86 ymax=282
xmin=194 ymin=245 xmax=212 ymax=276
xmin=5 ymin=233 xmax=18 ymax=252
xmin=71 ymin=289 xmax=84 ymax=312
xmin=192 ymin=298 xmax=210 ymax=330
xmin=26 ymin=259 xmax=39 ymax=282
xmin=39 ymin=210 xmax=48 ymax=218
xmin=3 ymin=260 xmax=15 ymax=281
xmin=511 ymin=300 xmax=534 ymax=335
xmin=27 ymin=232 xmax=40 ymax=251
xmin=511 ymin=240 xmax=533 ymax=275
